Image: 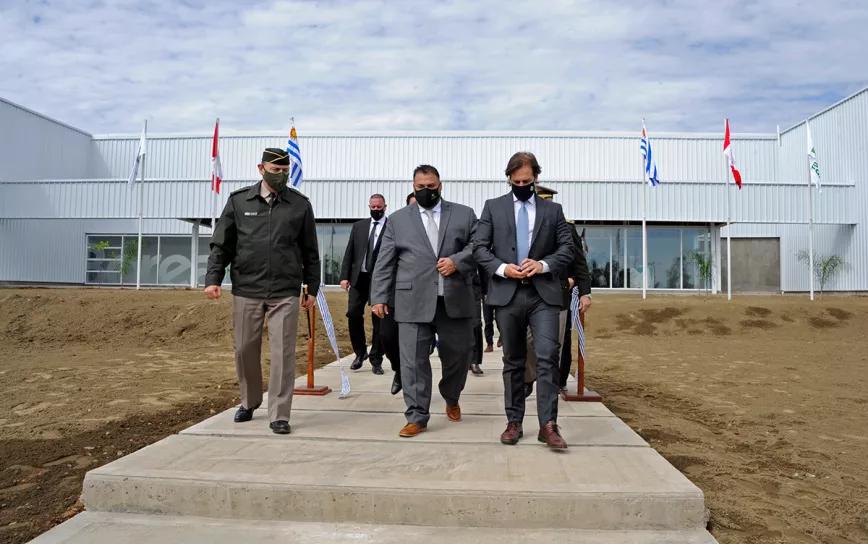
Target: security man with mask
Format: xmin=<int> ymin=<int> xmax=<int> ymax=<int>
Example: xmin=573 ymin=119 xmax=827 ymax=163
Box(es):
xmin=205 ymin=147 xmax=320 ymax=435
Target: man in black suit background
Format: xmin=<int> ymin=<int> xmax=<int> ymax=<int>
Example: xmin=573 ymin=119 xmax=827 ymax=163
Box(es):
xmin=340 ymin=194 xmax=390 ymax=374
xmin=473 ymin=151 xmax=574 ymax=450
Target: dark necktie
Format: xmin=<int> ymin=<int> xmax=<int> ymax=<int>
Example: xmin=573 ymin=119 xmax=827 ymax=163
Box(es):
xmin=364 ymin=221 xmax=379 ymax=272
xmin=268 ymin=192 xmax=277 ymax=207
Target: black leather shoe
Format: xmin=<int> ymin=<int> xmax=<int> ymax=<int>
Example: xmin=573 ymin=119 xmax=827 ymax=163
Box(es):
xmin=233 ymin=402 xmax=261 ymax=423
xmin=270 ymin=420 xmax=291 ymax=434
xmin=350 ymin=354 xmax=366 ymax=370
xmin=372 ymin=364 xmax=384 ymax=375
xmin=470 ymin=363 xmax=484 ymax=376
xmin=524 ymin=382 xmax=534 ymax=399
xmin=390 ymin=374 xmax=402 ymax=395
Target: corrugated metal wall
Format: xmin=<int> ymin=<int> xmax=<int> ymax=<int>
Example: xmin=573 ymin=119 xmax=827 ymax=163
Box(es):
xmin=88 ymin=132 xmax=782 ymax=183
xmin=0 ymin=178 xmax=855 ymax=225
xmin=0 ymin=218 xmax=194 ymax=283
xmin=0 ymin=98 xmax=93 ymax=181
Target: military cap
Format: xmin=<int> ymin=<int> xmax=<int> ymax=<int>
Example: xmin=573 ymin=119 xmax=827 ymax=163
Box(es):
xmin=535 ymin=184 xmax=558 ymax=199
xmin=262 ymin=147 xmax=290 ymax=165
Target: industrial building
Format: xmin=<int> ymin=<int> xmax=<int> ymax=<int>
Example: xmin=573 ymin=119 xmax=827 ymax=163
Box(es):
xmin=1 ymin=88 xmax=865 ymax=293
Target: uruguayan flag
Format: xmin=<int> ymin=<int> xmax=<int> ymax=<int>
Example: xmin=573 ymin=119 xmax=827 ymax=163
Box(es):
xmin=287 ymin=126 xmax=303 ymax=188
xmin=569 ymin=287 xmax=586 ymax=359
xmin=640 ymin=120 xmax=660 ymax=187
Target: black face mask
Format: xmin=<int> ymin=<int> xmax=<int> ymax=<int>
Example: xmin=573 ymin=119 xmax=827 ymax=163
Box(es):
xmin=511 ymin=183 xmax=535 ymax=201
xmin=370 ymin=209 xmax=385 ymax=221
xmin=414 ymin=187 xmax=441 ymax=209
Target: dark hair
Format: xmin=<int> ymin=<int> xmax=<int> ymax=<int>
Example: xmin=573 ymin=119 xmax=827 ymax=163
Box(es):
xmin=405 ymin=192 xmax=416 ymax=205
xmin=505 ymin=151 xmax=541 ymax=179
xmin=369 ymin=193 xmax=386 ymax=203
xmin=413 ymin=164 xmax=440 ymax=180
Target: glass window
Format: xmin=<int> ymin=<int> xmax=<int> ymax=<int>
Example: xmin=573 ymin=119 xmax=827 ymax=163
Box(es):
xmin=317 ymin=223 xmax=352 ymax=286
xmin=683 ymin=227 xmax=711 ymax=290
xmin=86 ymin=271 xmax=121 ymax=284
xmin=86 ymin=236 xmax=123 ymax=284
xmin=580 ymin=226 xmax=614 ymax=288
xmin=647 ymin=228 xmax=681 ymax=289
xmin=158 ymin=236 xmax=193 ymax=285
xmin=625 ymin=227 xmax=643 ymax=288
xmin=121 ymin=236 xmax=158 ymax=285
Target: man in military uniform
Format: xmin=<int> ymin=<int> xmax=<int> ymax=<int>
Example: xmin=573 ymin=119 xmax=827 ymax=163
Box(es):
xmin=205 ymin=148 xmax=320 ymax=435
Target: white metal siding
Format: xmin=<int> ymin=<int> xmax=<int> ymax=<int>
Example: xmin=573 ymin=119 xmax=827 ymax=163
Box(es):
xmin=0 ymin=98 xmax=93 ymax=181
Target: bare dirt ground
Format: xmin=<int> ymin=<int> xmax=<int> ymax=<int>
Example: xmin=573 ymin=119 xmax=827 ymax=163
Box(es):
xmin=1 ymin=288 xmax=866 ymax=544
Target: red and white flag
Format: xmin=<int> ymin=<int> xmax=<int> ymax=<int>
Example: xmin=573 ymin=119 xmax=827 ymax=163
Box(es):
xmin=723 ymin=118 xmax=743 ymax=189
xmin=211 ymin=118 xmax=223 ymax=194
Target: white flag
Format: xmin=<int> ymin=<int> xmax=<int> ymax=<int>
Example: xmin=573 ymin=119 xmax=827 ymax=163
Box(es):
xmin=127 ymin=123 xmax=147 ymax=185
xmin=806 ymin=122 xmax=821 ymax=192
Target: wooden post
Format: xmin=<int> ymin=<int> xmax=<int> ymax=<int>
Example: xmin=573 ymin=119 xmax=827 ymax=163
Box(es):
xmin=562 ymin=311 xmax=601 ymax=402
xmin=294 ymin=288 xmax=332 ymax=396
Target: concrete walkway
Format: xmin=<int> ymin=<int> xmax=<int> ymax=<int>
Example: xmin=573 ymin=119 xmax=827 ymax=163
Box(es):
xmin=32 ymin=349 xmax=718 ymax=543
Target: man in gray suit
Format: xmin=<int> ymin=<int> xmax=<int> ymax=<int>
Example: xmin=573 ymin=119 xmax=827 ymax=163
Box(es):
xmin=371 ymin=165 xmax=478 ymax=438
xmin=473 ymin=152 xmax=574 ymax=450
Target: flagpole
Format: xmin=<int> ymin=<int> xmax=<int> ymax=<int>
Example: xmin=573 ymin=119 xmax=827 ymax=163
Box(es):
xmin=642 ymin=180 xmax=648 ymax=300
xmin=212 ymin=117 xmax=218 ymax=238
xmin=725 ymin=121 xmax=732 ymax=302
xmin=806 ymin=120 xmax=815 ymax=301
xmin=136 ymin=119 xmax=146 ymax=291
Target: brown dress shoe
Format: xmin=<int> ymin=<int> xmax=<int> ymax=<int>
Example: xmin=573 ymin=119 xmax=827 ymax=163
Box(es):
xmin=399 ymin=422 xmax=427 ymax=437
xmin=538 ymin=421 xmax=568 ymax=449
xmin=500 ymin=421 xmax=523 ymax=445
xmin=484 ymin=344 xmax=494 ymax=353
xmin=496 ymin=338 xmax=503 ymax=348
xmin=446 ymin=404 xmax=462 ymax=422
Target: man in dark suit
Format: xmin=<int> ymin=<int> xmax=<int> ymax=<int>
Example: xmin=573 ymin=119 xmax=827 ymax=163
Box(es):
xmin=340 ymin=194 xmax=389 ymax=375
xmin=473 ymin=151 xmax=574 ymax=450
xmin=371 ymin=165 xmax=478 ymax=438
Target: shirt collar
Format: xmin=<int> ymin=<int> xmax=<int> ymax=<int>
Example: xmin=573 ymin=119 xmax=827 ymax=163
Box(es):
xmin=512 ymin=193 xmax=536 ymax=206
xmin=418 ymin=200 xmax=443 ymax=215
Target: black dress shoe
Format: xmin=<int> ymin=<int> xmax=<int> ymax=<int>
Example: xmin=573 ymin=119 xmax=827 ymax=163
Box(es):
xmin=233 ymin=402 xmax=261 ymax=423
xmin=350 ymin=354 xmax=366 ymax=370
xmin=270 ymin=420 xmax=291 ymax=434
xmin=390 ymin=374 xmax=402 ymax=395
xmin=372 ymin=364 xmax=384 ymax=375
xmin=524 ymin=382 xmax=534 ymax=399
xmin=470 ymin=363 xmax=483 ymax=376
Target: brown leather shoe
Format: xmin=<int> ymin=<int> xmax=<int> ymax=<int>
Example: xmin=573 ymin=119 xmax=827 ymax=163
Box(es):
xmin=538 ymin=421 xmax=568 ymax=449
xmin=446 ymin=404 xmax=462 ymax=422
xmin=399 ymin=422 xmax=427 ymax=437
xmin=496 ymin=338 xmax=503 ymax=348
xmin=500 ymin=421 xmax=523 ymax=445
xmin=484 ymin=344 xmax=494 ymax=353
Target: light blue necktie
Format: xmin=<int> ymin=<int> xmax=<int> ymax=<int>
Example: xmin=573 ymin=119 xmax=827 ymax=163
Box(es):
xmin=516 ymin=201 xmax=529 ymax=263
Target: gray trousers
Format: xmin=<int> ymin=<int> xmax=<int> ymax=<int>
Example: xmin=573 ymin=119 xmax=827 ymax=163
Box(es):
xmin=232 ymin=294 xmax=300 ymax=422
xmin=398 ymin=297 xmax=473 ymax=426
xmin=495 ymin=286 xmax=561 ymax=426
xmin=524 ymin=309 xmax=568 ymax=383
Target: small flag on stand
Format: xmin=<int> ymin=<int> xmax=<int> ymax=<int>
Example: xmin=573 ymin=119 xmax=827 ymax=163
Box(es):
xmin=289 ymin=121 xmax=349 ymax=397
xmin=723 ymin=119 xmax=743 ymax=189
xmin=569 ymin=287 xmax=586 ymax=359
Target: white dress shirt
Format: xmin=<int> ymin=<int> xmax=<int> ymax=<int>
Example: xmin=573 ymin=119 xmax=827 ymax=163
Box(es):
xmin=495 ymin=194 xmax=550 ymax=278
xmin=417 ymin=200 xmax=442 ymax=235
xmin=362 ymin=216 xmax=386 ymax=272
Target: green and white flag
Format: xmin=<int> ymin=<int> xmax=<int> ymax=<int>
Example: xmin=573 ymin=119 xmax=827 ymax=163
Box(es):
xmin=806 ymin=122 xmax=821 ymax=192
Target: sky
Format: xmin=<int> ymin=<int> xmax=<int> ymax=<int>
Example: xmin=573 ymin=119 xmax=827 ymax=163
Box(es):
xmin=1 ymin=0 xmax=866 ymax=135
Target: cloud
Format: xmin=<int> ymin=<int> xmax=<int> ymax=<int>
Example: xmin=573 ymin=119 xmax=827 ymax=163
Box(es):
xmin=0 ymin=0 xmax=865 ymax=134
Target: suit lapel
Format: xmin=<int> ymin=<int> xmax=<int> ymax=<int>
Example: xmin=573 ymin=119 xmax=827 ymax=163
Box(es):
xmin=408 ymin=204 xmax=437 ymax=258
xmin=437 ymin=201 xmax=452 ymax=256
xmin=502 ymin=194 xmax=517 ymax=263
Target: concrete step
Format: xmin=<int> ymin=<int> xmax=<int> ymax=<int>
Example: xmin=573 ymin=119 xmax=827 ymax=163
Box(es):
xmin=82 ymin=433 xmax=706 ymax=530
xmin=31 ymin=512 xmax=718 ymax=543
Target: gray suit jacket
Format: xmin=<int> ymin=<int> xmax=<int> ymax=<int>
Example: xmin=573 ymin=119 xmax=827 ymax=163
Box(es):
xmin=472 ymin=193 xmax=574 ymax=307
xmin=371 ymin=200 xmax=478 ymax=323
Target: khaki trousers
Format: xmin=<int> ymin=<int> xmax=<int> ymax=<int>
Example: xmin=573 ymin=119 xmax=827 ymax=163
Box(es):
xmin=524 ymin=309 xmax=568 ymax=384
xmin=233 ymin=294 xmax=300 ymax=422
